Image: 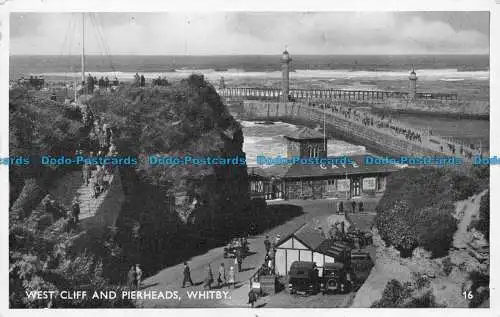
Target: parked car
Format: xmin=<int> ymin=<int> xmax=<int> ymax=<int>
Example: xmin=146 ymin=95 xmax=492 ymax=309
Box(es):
xmin=350 ymin=251 xmax=374 ymax=290
xmin=288 ymin=261 xmax=320 ymax=295
xmin=321 ymin=263 xmax=350 ymax=294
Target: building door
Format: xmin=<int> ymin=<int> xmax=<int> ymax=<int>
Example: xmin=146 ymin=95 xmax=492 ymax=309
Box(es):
xmin=352 ymin=177 xmax=361 ymax=197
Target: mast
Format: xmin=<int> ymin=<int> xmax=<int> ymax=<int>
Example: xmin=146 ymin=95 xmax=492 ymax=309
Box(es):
xmin=323 ymin=99 xmax=326 ymax=152
xmin=81 ymin=13 xmax=85 ymax=84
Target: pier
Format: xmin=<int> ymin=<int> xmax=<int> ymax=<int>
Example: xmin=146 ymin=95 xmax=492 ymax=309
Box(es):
xmin=217 ymin=87 xmax=457 ymax=102
xmin=216 ymin=50 xmax=480 ymax=163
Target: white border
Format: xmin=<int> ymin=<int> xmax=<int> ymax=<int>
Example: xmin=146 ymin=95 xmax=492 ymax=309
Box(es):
xmin=0 ymin=1 xmax=497 ymax=317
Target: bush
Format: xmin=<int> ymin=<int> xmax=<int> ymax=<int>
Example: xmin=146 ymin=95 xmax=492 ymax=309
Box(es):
xmin=471 ymin=191 xmax=489 ymax=241
xmin=371 ymin=279 xmax=413 ymax=307
xmin=468 ymin=271 xmax=490 ymax=308
xmin=403 ymin=291 xmax=444 ymax=308
xmin=413 ymin=205 xmax=457 ymax=258
xmin=442 ymin=257 xmax=453 ymax=276
xmin=374 ymin=168 xmax=485 ymax=257
xmin=412 ymin=272 xmax=430 ymax=290
xmin=371 ymin=279 xmax=444 ymax=308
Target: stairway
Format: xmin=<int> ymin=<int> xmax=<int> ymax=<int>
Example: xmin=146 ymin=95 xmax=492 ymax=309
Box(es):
xmin=48 ymin=167 xmax=120 ymax=232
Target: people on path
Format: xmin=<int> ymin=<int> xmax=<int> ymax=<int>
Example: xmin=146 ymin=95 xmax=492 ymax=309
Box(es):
xmin=264 ymin=236 xmax=271 ymax=254
xmin=218 ymin=263 xmax=226 ymax=288
xmin=136 ymin=264 xmax=143 ymax=289
xmin=128 ymin=265 xmax=137 ymax=289
xmin=236 ymin=248 xmax=243 ymax=272
xmin=71 ymin=198 xmax=80 ymax=224
xmin=182 ymin=262 xmax=194 ymax=288
xmin=337 ymin=200 xmax=344 ymax=215
xmin=359 ymin=201 xmax=364 ymax=213
xmin=266 ymin=252 xmax=273 ymax=272
xmin=351 ymin=200 xmax=356 ymax=213
xmin=228 ymin=266 xmax=235 ymax=288
xmin=204 ymin=265 xmax=214 ymax=290
xmin=248 ymin=287 xmax=258 ymax=308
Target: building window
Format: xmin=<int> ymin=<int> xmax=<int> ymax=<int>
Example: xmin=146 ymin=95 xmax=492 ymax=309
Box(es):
xmin=377 ymin=177 xmax=386 ymax=191
xmin=327 ymin=179 xmax=335 ymax=192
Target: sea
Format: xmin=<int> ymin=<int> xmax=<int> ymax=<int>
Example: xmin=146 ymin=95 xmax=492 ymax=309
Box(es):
xmin=9 ymin=54 xmax=490 ymax=163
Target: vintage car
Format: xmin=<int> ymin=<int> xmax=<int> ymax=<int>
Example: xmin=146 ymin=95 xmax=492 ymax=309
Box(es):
xmin=321 ymin=263 xmax=350 ymax=294
xmin=223 ymin=237 xmax=249 ymax=258
xmin=288 ymin=261 xmax=320 ymax=295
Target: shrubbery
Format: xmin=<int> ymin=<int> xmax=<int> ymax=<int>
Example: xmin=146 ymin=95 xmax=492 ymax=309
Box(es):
xmin=375 ymin=167 xmax=487 ymax=258
xmin=371 ymin=279 xmax=444 ymax=308
xmin=9 ymin=218 xmax=134 ymax=308
xmin=471 ymin=191 xmax=489 ymax=241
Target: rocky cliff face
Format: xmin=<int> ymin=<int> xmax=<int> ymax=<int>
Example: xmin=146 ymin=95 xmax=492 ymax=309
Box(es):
xmin=88 ymin=75 xmax=251 ymax=267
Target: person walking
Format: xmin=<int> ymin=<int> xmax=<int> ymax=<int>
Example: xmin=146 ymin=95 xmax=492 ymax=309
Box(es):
xmin=351 ymin=200 xmax=356 ymax=214
xmin=218 ymin=263 xmax=226 ymax=288
xmin=127 ymin=265 xmax=137 ymax=289
xmin=267 ymin=252 xmax=273 ymax=272
xmin=338 ymin=201 xmax=344 ymax=215
xmin=182 ymin=262 xmax=194 ymax=288
xmin=233 ymin=256 xmax=239 ymax=274
xmin=236 ymin=248 xmax=243 ymax=272
xmin=71 ymin=198 xmax=80 ymax=224
xmin=204 ymin=265 xmax=214 ymax=290
xmin=228 ymin=266 xmax=235 ymax=289
xmin=264 ymin=236 xmax=271 ymax=254
xmin=82 ymin=164 xmax=89 ymax=186
xmin=135 ymin=264 xmax=143 ymax=289
xmin=359 ymin=201 xmax=364 ymax=213
xmin=248 ymin=287 xmax=258 ymax=308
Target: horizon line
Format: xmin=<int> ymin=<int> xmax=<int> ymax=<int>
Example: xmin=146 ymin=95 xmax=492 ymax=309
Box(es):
xmin=10 ymin=53 xmax=490 ymax=57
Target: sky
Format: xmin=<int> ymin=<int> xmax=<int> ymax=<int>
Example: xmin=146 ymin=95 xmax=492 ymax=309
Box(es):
xmin=10 ymin=12 xmax=490 ymax=55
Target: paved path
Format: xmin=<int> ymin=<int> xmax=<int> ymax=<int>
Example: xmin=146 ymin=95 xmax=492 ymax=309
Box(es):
xmin=47 ymin=167 xmax=121 ymax=234
xmin=135 ymin=199 xmax=374 ymax=308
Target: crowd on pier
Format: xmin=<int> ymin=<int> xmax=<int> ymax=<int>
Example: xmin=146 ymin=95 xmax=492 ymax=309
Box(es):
xmin=309 ymin=101 xmax=481 ymax=158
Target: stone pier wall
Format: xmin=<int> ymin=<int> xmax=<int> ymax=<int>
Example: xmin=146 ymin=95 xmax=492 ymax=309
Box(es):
xmin=241 ymin=101 xmax=445 ymax=158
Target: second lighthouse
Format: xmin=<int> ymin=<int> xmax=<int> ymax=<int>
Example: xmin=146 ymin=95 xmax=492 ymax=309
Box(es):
xmin=281 ymin=49 xmax=292 ymax=102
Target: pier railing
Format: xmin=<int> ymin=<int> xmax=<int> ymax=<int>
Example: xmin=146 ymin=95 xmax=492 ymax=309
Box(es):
xmin=242 ymin=100 xmax=482 ymax=163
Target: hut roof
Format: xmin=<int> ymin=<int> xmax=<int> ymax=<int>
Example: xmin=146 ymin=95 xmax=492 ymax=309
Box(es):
xmin=284 ymin=155 xmax=399 ymax=179
xmin=284 ymin=127 xmax=324 ymax=141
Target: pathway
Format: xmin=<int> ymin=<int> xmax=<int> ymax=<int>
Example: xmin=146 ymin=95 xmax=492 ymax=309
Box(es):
xmin=135 ymin=199 xmax=370 ymax=308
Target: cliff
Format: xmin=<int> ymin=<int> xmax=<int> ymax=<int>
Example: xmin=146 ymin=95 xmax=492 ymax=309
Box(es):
xmin=9 ymin=88 xmax=134 ymax=308
xmin=87 ymin=75 xmax=251 ymax=270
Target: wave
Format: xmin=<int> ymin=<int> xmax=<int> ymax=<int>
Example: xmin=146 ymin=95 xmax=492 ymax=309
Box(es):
xmin=38 ymin=68 xmax=490 ymax=82
xmin=439 ymin=78 xmax=465 ymax=82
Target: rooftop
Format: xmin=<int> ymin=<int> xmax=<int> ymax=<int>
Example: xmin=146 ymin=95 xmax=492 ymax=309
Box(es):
xmin=284 ymin=127 xmax=325 ymax=141
xmin=277 ymin=223 xmax=326 ymax=250
xmin=283 ymin=155 xmax=400 ymax=179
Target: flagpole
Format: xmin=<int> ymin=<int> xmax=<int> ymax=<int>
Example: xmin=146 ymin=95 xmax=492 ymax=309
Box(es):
xmin=81 ymin=13 xmax=85 ymax=85
xmin=323 ymin=98 xmax=326 ymax=153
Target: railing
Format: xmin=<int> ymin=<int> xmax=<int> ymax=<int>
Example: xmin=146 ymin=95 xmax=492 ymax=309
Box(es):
xmin=243 ymin=100 xmax=482 ymax=163
xmin=217 ymin=87 xmax=458 ymax=102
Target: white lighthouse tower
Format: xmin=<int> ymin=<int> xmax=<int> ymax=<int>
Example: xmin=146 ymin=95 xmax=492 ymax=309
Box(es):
xmin=281 ymin=49 xmax=292 ymax=102
xmin=408 ymin=65 xmax=417 ymax=100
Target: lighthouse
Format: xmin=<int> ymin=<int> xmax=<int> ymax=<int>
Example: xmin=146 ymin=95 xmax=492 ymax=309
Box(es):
xmin=281 ymin=49 xmax=292 ymax=102
xmin=408 ymin=66 xmax=417 ymax=100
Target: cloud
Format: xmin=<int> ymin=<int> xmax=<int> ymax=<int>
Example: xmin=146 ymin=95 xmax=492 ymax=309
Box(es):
xmin=10 ymin=12 xmax=489 ymax=55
